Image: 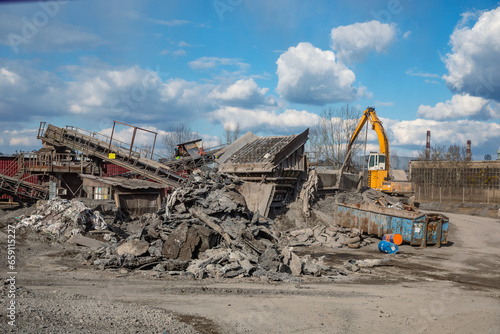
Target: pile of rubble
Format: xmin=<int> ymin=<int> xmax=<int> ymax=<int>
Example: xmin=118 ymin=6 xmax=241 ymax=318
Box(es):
xmin=79 ymin=169 xmax=338 ymax=280
xmin=17 ymin=198 xmax=108 ymax=237
xmin=282 ymin=225 xmax=373 ymax=249
xmin=13 ymin=169 xmax=395 ymax=281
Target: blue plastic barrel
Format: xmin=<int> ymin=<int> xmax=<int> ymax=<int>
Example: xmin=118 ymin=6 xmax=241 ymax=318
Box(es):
xmin=378 ymin=240 xmax=399 ymax=254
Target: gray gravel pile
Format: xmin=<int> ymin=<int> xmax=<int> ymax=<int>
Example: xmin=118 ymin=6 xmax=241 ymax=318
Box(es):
xmin=0 ymin=282 xmax=198 ymax=334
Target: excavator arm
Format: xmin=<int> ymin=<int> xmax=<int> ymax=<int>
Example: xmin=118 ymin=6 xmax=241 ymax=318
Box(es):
xmin=343 ymin=107 xmax=390 ymax=173
xmin=337 ymin=107 xmax=412 ymax=194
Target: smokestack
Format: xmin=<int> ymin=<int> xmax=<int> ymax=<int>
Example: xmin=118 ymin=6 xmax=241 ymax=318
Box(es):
xmin=466 ymin=140 xmax=471 ymax=161
xmin=426 ymin=130 xmax=430 ymax=160
xmin=497 ymin=147 xmax=500 ymax=160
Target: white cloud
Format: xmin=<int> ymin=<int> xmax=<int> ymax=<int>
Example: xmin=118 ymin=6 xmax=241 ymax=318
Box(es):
xmin=209 ymin=107 xmax=321 ymax=133
xmin=0 ymin=59 xmax=217 ymax=128
xmin=276 ymin=42 xmax=367 ymax=105
xmin=178 ymin=41 xmax=192 ymax=47
xmin=5 ymin=129 xmax=38 ymax=147
xmin=153 ymin=19 xmax=191 ymax=26
xmin=0 ymin=61 xmax=67 ymax=122
xmin=374 ymin=101 xmax=394 ymax=107
xmin=402 ymin=31 xmax=411 ymax=39
xmin=159 ymin=49 xmax=170 ymax=55
xmin=0 ymin=68 xmax=21 ymax=85
xmin=385 ymin=117 xmax=500 ymax=148
xmin=100 ymin=126 xmax=159 ymax=148
xmin=443 ymin=7 xmax=500 ymax=102
xmin=417 ymin=94 xmax=498 ymax=120
xmin=0 ymin=13 xmax=105 ymax=53
xmin=189 ymin=57 xmax=249 ymax=71
xmin=330 ymin=20 xmax=397 ymax=63
xmin=208 ymin=78 xmax=272 ymax=107
xmin=425 ymin=79 xmax=440 ymax=85
xmin=171 ymin=49 xmax=187 ymax=56
xmin=406 ymin=68 xmax=440 ymax=78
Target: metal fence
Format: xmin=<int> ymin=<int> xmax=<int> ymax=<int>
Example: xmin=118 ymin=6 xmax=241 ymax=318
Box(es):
xmin=414 ymin=184 xmax=500 ymax=204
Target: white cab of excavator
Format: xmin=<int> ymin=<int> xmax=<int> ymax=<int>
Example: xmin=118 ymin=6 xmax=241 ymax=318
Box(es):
xmin=368 ymin=152 xmax=386 ymax=171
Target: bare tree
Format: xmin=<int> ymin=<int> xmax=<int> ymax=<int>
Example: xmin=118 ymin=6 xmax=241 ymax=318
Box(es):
xmin=223 ymin=122 xmax=240 ymax=145
xmin=308 ymin=104 xmax=361 ymax=168
xmin=416 ymin=143 xmax=467 ymax=161
xmin=446 ymin=143 xmax=468 ymax=161
xmin=162 ymin=123 xmax=199 ymax=158
xmin=141 ymin=143 xmax=153 ymax=159
xmin=414 ymin=143 xmax=471 ymax=188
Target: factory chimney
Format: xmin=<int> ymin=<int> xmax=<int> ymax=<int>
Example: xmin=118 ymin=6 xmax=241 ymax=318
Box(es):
xmin=426 ymin=130 xmax=430 ymax=160
xmin=466 ymin=140 xmax=471 ymax=161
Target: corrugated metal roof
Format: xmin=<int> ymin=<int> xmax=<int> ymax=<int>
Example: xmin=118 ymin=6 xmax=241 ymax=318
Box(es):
xmin=224 ymin=135 xmax=297 ymax=164
xmin=79 ymin=174 xmax=165 ymax=189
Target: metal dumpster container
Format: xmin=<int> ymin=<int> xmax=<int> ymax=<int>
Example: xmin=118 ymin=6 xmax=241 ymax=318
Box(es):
xmin=335 ymin=202 xmax=448 ymax=247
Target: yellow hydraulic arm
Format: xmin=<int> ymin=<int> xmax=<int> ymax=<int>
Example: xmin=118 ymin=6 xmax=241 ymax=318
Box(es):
xmin=339 ymin=107 xmax=412 ymax=194
xmin=344 ymin=107 xmax=390 ymax=173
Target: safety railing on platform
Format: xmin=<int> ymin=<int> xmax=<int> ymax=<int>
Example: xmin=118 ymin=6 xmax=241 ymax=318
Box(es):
xmin=0 ymin=154 xmax=22 ymax=178
xmin=65 ymin=125 xmax=165 ymax=162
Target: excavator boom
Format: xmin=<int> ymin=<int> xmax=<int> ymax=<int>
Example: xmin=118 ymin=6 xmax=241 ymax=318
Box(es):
xmin=338 ymin=107 xmax=412 ymax=195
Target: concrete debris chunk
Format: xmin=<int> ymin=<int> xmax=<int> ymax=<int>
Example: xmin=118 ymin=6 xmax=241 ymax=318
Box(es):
xmin=67 ymin=234 xmax=106 ymax=249
xmin=284 ymin=224 xmax=364 ymax=249
xmin=344 ymin=258 xmax=390 ymax=272
xmin=17 ymin=198 xmax=109 ymax=237
xmin=117 ymin=240 xmax=150 ymax=257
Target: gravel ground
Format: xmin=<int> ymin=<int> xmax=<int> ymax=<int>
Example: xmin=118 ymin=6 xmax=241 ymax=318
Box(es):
xmin=0 ymin=204 xmax=499 ymax=333
xmin=0 ymin=285 xmax=198 ymax=334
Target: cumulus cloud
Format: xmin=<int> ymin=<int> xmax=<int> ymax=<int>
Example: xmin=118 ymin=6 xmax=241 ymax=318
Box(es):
xmin=209 ymin=107 xmax=321 ymax=133
xmin=5 ymin=129 xmax=38 ymax=147
xmin=208 ymin=79 xmax=272 ymax=107
xmin=0 ymin=61 xmax=67 ymax=122
xmin=417 ymin=94 xmax=499 ymax=120
xmin=0 ymin=68 xmax=21 ymax=85
xmin=100 ymin=126 xmax=159 ymax=149
xmin=442 ymin=7 xmax=500 ymax=102
xmin=0 ymin=59 xmax=218 ymax=130
xmin=330 ymin=20 xmax=397 ymax=63
xmin=385 ymin=117 xmax=500 ymax=148
xmin=276 ymin=42 xmax=367 ymax=105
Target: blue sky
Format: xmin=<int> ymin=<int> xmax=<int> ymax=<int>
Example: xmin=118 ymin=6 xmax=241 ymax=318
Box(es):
xmin=1 ymin=0 xmax=500 ymax=160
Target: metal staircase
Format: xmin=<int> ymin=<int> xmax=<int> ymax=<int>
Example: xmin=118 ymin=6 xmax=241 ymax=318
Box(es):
xmin=0 ymin=173 xmax=48 ymax=201
xmin=38 ymin=123 xmax=184 ymax=187
xmin=0 ymin=154 xmax=48 ymax=201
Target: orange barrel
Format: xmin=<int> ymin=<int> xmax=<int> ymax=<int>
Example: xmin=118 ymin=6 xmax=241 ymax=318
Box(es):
xmin=383 ymin=233 xmax=403 ymax=245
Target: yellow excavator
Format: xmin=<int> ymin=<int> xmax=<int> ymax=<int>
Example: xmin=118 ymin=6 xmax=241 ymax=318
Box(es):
xmin=339 ymin=107 xmax=412 ymax=195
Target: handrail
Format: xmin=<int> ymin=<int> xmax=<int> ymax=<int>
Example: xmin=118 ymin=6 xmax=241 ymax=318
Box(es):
xmin=64 ymin=125 xmax=167 ymax=162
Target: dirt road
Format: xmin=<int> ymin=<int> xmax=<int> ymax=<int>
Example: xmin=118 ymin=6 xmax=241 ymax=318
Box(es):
xmin=1 ymin=211 xmax=499 ymax=333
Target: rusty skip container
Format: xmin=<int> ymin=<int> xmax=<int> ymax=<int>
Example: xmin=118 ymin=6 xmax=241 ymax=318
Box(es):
xmin=335 ymin=202 xmax=448 ymax=247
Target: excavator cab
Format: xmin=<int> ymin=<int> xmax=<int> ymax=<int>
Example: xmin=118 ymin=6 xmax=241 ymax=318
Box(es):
xmin=368 ymin=152 xmax=386 ymax=171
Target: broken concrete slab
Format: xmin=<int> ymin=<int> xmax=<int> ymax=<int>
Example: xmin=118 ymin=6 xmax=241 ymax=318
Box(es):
xmin=117 ymin=240 xmax=150 ymax=257
xmin=162 ymin=223 xmax=218 ymax=261
xmin=281 ymin=247 xmax=302 ymax=276
xmin=238 ymin=182 xmax=275 ymax=217
xmin=67 ymin=234 xmax=106 ymax=249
